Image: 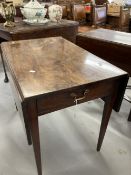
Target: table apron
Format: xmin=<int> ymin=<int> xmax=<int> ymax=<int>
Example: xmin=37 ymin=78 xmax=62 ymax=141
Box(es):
xmin=0 ymin=31 xmax=12 ymax=41
xmin=37 ymin=80 xmax=117 ymax=116
xmin=11 ymin=26 xmax=78 ymax=43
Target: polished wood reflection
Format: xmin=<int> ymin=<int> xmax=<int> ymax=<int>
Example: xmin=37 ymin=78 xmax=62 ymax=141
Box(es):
xmin=2 ymin=37 xmax=127 ymax=99
xmin=76 ymin=28 xmax=131 ymax=76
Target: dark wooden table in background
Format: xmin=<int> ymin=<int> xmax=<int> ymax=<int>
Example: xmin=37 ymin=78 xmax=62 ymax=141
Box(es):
xmin=0 ymin=19 xmax=78 ymax=42
xmin=0 ymin=19 xmax=78 ymax=82
xmin=76 ymin=28 xmax=131 ymax=76
xmin=1 ymin=37 xmax=128 ymax=175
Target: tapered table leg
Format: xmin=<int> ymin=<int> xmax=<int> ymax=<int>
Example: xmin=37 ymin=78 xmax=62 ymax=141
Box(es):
xmin=15 ymin=102 xmax=18 ymax=111
xmin=1 ymin=52 xmax=9 ymax=83
xmin=23 ymin=113 xmax=32 ymax=146
xmin=28 ymin=100 xmax=42 ymax=175
xmin=22 ymin=104 xmax=32 ymax=146
xmin=128 ymin=109 xmax=131 ymax=121
xmin=97 ymin=93 xmax=116 ymax=151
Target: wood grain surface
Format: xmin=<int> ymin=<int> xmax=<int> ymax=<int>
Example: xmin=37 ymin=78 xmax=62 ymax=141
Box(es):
xmin=1 ymin=37 xmax=127 ymax=100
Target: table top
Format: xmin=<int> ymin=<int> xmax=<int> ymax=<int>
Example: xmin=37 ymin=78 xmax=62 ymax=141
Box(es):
xmin=1 ymin=37 xmax=127 ymax=100
xmin=0 ymin=20 xmax=78 ymax=34
xmin=79 ymin=28 xmax=131 ymax=46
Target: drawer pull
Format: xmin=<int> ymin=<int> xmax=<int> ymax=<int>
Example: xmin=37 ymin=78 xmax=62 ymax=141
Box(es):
xmin=71 ymin=89 xmax=89 ymax=103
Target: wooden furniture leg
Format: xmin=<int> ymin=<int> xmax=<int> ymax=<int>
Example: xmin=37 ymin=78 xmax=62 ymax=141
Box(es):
xmin=15 ymin=102 xmax=18 ymax=111
xmin=24 ymin=115 xmax=32 ymax=145
xmin=28 ymin=100 xmax=42 ymax=175
xmin=128 ymin=109 xmax=131 ymax=121
xmin=97 ymin=93 xmax=116 ymax=151
xmin=1 ymin=51 xmax=9 ymax=83
xmin=126 ymin=85 xmax=131 ymax=122
xmin=22 ymin=103 xmax=32 ymax=145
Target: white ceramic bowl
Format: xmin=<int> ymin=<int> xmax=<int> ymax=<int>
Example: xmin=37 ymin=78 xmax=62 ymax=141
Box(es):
xmin=20 ymin=7 xmax=47 ymax=21
xmin=20 ymin=0 xmax=47 ymax=22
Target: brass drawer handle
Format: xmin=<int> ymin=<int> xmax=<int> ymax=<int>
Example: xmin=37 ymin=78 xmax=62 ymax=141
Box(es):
xmin=71 ymin=89 xmax=90 ymax=103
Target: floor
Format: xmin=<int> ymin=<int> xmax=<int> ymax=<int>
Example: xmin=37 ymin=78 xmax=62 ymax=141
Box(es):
xmin=0 ymin=62 xmax=131 ymax=175
xmin=78 ymin=26 xmax=93 ymax=33
xmin=78 ymin=24 xmax=113 ymax=33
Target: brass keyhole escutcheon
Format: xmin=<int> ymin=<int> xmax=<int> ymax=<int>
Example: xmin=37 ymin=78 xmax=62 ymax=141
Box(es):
xmin=71 ymin=89 xmax=90 ymax=103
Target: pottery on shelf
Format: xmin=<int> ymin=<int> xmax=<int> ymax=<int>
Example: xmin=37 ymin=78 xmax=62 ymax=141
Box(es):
xmin=48 ymin=4 xmax=62 ymax=22
xmin=20 ymin=0 xmax=47 ymax=22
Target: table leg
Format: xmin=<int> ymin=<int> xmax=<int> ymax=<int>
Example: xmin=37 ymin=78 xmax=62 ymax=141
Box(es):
xmin=128 ymin=109 xmax=131 ymax=121
xmin=28 ymin=100 xmax=42 ymax=175
xmin=23 ymin=113 xmax=32 ymax=146
xmin=1 ymin=52 xmax=9 ymax=83
xmin=15 ymin=102 xmax=18 ymax=111
xmin=97 ymin=93 xmax=116 ymax=151
xmin=22 ymin=104 xmax=32 ymax=146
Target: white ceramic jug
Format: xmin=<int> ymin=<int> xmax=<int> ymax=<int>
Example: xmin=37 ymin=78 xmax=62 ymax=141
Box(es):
xmin=48 ymin=4 xmax=62 ymax=22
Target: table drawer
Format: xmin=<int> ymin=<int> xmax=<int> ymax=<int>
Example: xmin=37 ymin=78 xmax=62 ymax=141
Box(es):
xmin=37 ymin=80 xmax=114 ymax=115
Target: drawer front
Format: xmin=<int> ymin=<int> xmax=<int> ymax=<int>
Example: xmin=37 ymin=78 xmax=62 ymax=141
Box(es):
xmin=37 ymin=80 xmax=115 ymax=115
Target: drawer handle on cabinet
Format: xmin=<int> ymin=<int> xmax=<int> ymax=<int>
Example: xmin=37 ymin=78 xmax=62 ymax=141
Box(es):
xmin=71 ymin=89 xmax=90 ymax=103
